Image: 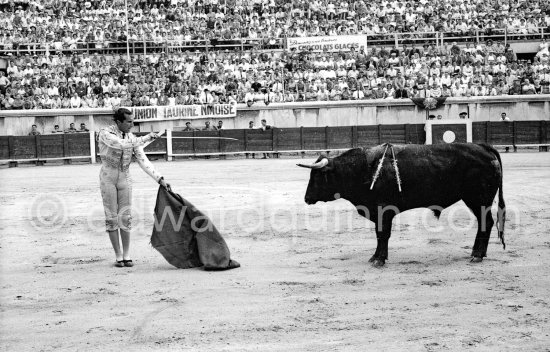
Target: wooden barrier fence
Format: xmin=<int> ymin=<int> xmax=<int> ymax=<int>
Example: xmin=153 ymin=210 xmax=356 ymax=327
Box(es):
xmin=1 ymin=121 xmax=548 ymax=166
xmin=161 ymin=123 xmax=427 ymax=157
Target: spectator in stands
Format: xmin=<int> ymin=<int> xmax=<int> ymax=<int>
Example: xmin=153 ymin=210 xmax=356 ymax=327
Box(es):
xmin=0 ymin=71 xmax=9 ymax=95
xmin=352 ymin=87 xmax=364 ymax=100
xmin=1 ymin=94 xmax=13 ymax=110
xmin=522 ymin=78 xmax=537 ymax=94
xmin=263 ymin=88 xmax=276 ymax=105
xmin=200 ymin=89 xmax=215 ymax=104
xmin=217 ymin=121 xmax=224 ymax=130
xmin=441 ymin=84 xmax=452 ymax=97
xmin=11 ymin=94 xmax=24 ymax=110
xmin=283 ymin=90 xmax=296 ymax=103
xmin=533 ymin=79 xmax=543 ymax=94
xmin=28 ymin=124 xmax=41 ymax=136
xmin=158 ymin=93 xmax=169 ymax=106
xmin=76 ymin=81 xmax=87 ymax=97
xmin=61 ymin=96 xmax=71 ymax=109
xmin=70 ymin=92 xmax=82 ymax=108
xmin=1 ymin=1 xmax=549 ymax=111
xmin=459 ymin=112 xmax=468 ymax=119
xmin=373 ymin=83 xmax=386 ymax=99
xmin=244 ymin=88 xmax=255 ymax=106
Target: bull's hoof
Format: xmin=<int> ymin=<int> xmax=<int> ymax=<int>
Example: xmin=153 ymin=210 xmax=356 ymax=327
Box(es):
xmin=368 ymin=255 xmax=377 ymax=263
xmin=372 ymin=259 xmax=385 ymax=268
xmin=470 ymin=256 xmax=483 ymax=263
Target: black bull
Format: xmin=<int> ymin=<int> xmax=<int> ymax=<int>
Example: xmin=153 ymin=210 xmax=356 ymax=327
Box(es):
xmin=298 ymin=143 xmax=506 ymax=267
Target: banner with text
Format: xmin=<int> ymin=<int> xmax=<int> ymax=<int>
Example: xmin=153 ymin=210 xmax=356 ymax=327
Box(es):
xmin=287 ymin=35 xmax=367 ymax=52
xmin=129 ymin=104 xmax=237 ymax=122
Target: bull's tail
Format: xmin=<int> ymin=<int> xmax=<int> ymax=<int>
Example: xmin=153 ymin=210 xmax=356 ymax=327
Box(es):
xmin=496 ymin=154 xmax=506 ymax=250
xmin=482 ymin=144 xmax=506 ymax=249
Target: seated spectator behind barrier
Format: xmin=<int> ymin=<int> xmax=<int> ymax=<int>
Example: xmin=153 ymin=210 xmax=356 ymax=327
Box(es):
xmin=202 ymin=121 xmax=218 ymax=131
xmin=183 ymin=122 xmax=196 ymax=131
xmin=66 ymin=123 xmax=78 ymax=133
xmin=29 ymin=124 xmax=41 ymax=136
xmin=78 ymin=123 xmax=90 ymax=133
xmin=500 ymin=112 xmax=511 ymax=122
xmin=500 ymin=112 xmax=513 ymax=152
xmin=51 ymin=125 xmax=63 ymax=134
xmin=259 ymin=119 xmax=273 ymax=159
xmin=459 ymin=112 xmax=468 ymax=119
xmin=217 ymin=121 xmax=224 ymax=130
xmin=259 ymin=119 xmax=272 ymax=132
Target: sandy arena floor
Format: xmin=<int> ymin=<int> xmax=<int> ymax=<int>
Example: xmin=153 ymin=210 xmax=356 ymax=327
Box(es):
xmin=1 ymin=151 xmax=549 ymax=351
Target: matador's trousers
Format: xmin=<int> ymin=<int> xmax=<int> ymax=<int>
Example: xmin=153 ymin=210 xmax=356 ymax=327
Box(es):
xmin=100 ymin=165 xmax=132 ymax=231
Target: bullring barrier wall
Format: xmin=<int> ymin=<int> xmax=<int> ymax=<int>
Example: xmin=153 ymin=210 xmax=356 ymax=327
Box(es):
xmin=1 ymin=120 xmax=548 ymax=166
xmin=0 ymin=96 xmax=549 ymax=136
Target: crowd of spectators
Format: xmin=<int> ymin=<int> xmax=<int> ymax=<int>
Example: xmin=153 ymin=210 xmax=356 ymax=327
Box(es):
xmin=2 ymin=39 xmax=550 ymax=110
xmin=0 ymin=0 xmax=550 ymax=52
xmin=27 ymin=121 xmax=89 ymax=134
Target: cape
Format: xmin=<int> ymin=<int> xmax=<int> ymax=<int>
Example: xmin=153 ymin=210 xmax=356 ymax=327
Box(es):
xmin=151 ymin=187 xmax=240 ymax=271
xmin=411 ymin=97 xmax=447 ymax=110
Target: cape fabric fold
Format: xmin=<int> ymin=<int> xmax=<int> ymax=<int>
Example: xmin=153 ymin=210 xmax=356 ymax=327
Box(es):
xmin=151 ymin=187 xmax=240 ymax=270
xmin=411 ymin=97 xmax=447 ymax=110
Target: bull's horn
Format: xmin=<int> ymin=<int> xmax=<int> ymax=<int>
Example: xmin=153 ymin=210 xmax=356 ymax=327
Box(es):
xmin=296 ymin=158 xmax=329 ymax=169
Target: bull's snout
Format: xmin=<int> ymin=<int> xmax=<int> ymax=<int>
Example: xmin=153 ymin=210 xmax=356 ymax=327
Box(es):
xmin=304 ymin=197 xmax=316 ymax=205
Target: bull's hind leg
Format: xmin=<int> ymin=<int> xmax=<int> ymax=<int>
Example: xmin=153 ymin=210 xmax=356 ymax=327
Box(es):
xmin=369 ymin=211 xmax=394 ymax=267
xmin=465 ymin=202 xmax=495 ymax=263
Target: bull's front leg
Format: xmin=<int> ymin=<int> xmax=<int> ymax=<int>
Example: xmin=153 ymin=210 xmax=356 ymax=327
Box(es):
xmin=368 ymin=248 xmax=381 ymax=263
xmin=369 ymin=210 xmax=395 ymax=268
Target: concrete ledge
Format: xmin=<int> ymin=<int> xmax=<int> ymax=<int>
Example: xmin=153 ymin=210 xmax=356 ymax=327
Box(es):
xmin=2 ymin=96 xmax=549 ymax=134
xmin=1 ymin=95 xmax=548 ymax=118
